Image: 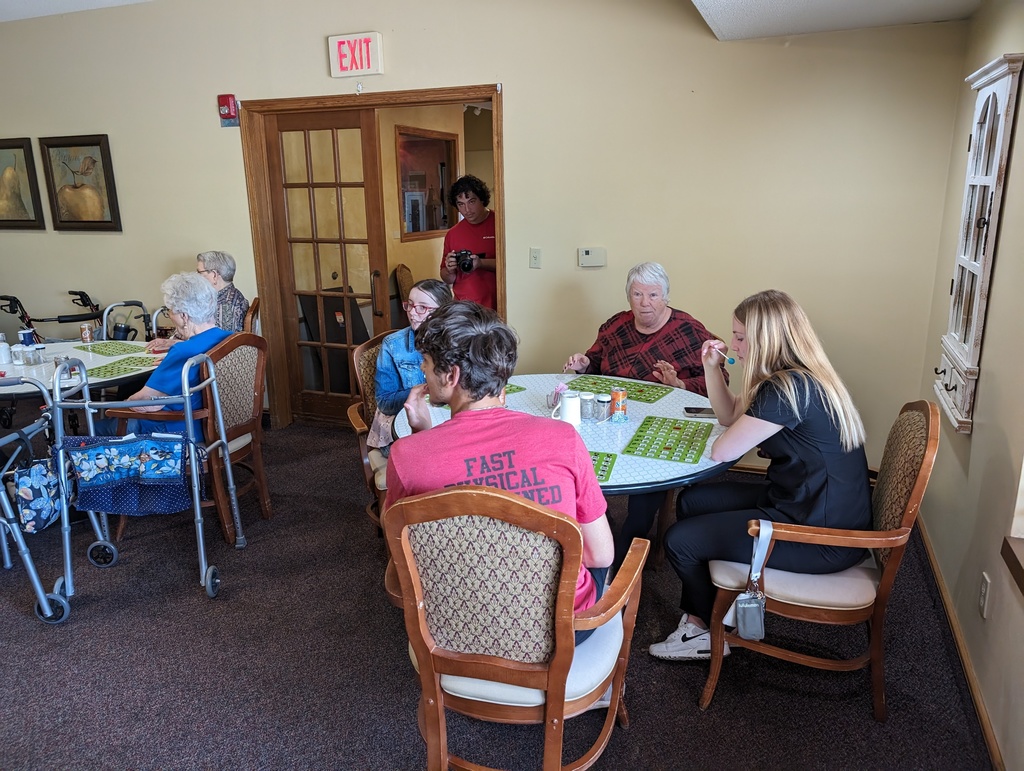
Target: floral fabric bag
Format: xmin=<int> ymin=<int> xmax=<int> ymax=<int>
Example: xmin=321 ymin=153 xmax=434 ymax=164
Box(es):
xmin=62 ymin=432 xmax=194 ymax=515
xmin=9 ymin=431 xmax=62 ymax=534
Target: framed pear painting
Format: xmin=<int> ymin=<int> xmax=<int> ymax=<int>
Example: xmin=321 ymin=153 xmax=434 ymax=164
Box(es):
xmin=39 ymin=134 xmax=122 ymax=231
xmin=0 ymin=138 xmax=45 ymax=229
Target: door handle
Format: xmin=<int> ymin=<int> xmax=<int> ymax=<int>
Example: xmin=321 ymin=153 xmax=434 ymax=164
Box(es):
xmin=370 ymin=270 xmax=384 ymax=317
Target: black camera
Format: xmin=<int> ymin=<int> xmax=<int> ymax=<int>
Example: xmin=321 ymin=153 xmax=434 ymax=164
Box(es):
xmin=455 ymin=250 xmax=477 ymax=273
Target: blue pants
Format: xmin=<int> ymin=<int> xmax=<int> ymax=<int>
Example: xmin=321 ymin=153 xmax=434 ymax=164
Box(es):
xmin=574 ymin=566 xmax=610 ymax=646
xmin=663 ymin=482 xmax=866 ymax=625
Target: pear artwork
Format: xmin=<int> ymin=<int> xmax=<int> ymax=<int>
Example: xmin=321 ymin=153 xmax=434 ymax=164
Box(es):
xmin=56 ymin=155 xmax=106 ymax=221
xmin=0 ymin=162 xmax=32 ymax=220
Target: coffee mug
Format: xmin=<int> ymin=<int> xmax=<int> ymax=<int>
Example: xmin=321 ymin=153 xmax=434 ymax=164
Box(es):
xmin=111 ymin=323 xmax=138 ymax=341
xmin=551 ymin=389 xmax=581 ymax=429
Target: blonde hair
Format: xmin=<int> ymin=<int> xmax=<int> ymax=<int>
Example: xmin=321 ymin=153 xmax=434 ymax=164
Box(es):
xmin=734 ymin=290 xmax=865 ymax=452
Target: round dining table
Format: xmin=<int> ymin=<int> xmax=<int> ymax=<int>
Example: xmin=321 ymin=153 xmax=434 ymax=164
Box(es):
xmin=393 ymin=372 xmax=735 ymax=495
xmin=0 ymin=339 xmax=160 ymax=427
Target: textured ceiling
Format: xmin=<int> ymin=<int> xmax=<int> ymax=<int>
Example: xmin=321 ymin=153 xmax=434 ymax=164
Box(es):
xmin=690 ymin=0 xmax=981 ymax=41
xmin=0 ymin=0 xmax=152 ymax=23
xmin=0 ymin=0 xmax=981 ymax=37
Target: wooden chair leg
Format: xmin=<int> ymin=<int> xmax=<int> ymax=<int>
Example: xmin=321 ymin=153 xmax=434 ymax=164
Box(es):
xmin=115 ymin=514 xmax=128 ymax=542
xmin=250 ymin=441 xmax=273 ymax=520
xmin=208 ymin=452 xmax=237 ymax=545
xmin=700 ymin=589 xmax=736 ymax=711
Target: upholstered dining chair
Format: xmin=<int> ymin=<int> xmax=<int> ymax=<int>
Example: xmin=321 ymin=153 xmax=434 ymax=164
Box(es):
xmin=108 ymin=333 xmax=272 ymax=547
xmin=395 ymin=264 xmax=414 ymax=306
xmin=699 ymin=400 xmax=940 ymax=722
xmin=242 ymin=297 xmax=260 ymax=334
xmin=384 ymin=486 xmax=650 ymax=771
xmin=346 ymin=330 xmax=404 ymax=606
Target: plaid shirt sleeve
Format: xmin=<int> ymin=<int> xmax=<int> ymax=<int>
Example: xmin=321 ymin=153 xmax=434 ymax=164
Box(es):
xmin=582 ymin=309 xmax=726 ymax=396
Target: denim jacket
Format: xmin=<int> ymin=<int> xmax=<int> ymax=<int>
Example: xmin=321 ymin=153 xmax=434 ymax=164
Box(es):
xmin=373 ymin=327 xmax=425 ymax=417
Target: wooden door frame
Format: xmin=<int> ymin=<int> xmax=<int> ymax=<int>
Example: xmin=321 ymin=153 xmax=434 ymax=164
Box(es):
xmin=239 ymin=84 xmax=505 ymax=429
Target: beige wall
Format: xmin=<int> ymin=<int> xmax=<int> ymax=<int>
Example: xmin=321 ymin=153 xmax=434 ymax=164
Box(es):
xmin=919 ymin=1 xmax=1024 ymax=765
xmin=2 ymin=0 xmax=1020 ymax=761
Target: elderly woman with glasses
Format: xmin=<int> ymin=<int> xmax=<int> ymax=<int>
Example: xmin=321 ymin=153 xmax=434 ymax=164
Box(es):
xmin=147 ymin=250 xmax=248 ymax=353
xmin=99 ymin=272 xmax=232 ymax=439
xmin=367 ymin=279 xmax=454 ymax=456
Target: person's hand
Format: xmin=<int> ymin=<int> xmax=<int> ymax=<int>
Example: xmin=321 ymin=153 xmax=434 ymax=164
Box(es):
xmin=146 ymin=337 xmax=174 ymax=354
xmin=701 ymin=340 xmax=730 ymax=368
xmin=404 ymin=384 xmax=433 ymax=433
xmin=443 ymin=250 xmax=459 ymax=273
xmin=563 ymin=353 xmax=590 ymax=373
xmin=652 ymin=360 xmax=685 ymax=389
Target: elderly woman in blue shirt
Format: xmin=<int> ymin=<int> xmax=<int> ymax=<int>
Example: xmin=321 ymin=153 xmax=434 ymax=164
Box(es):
xmin=367 ymin=279 xmax=453 ymax=455
xmin=99 ymin=272 xmax=231 ymax=439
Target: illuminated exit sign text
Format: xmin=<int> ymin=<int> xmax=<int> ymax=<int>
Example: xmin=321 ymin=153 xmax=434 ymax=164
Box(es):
xmin=328 ymin=32 xmax=384 ymax=78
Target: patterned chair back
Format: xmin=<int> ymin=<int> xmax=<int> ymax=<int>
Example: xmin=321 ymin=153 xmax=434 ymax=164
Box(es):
xmin=870 ymin=401 xmax=939 ymax=568
xmin=352 ymin=332 xmax=390 ymax=420
xmin=203 ymin=333 xmax=268 ymax=439
xmin=408 ymin=515 xmax=562 ymax=663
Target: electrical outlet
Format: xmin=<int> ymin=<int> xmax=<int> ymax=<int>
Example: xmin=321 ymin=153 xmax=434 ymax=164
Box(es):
xmin=529 ymin=247 xmax=541 ymax=269
xmin=979 ymin=572 xmax=991 ymax=619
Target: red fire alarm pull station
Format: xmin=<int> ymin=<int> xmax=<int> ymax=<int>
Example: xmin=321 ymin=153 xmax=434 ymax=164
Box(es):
xmin=217 ymin=94 xmax=239 ymax=127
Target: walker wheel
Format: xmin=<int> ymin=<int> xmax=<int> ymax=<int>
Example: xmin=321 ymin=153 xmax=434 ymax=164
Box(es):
xmin=35 ymin=593 xmax=71 ymax=624
xmin=88 ymin=540 xmax=119 ymax=568
xmin=53 ymin=576 xmax=68 ymax=599
xmin=205 ymin=565 xmax=221 ymax=598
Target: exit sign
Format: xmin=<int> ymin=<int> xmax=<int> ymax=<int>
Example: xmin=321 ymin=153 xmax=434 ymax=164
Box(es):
xmin=328 ymin=32 xmax=384 ymax=78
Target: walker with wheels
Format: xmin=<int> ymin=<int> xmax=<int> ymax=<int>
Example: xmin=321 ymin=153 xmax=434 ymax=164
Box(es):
xmin=49 ymin=352 xmax=240 ymax=600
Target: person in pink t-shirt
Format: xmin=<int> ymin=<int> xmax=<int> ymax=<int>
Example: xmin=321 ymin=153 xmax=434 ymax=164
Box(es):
xmin=383 ymin=302 xmax=614 ymax=641
xmin=439 ymin=175 xmax=497 ymax=309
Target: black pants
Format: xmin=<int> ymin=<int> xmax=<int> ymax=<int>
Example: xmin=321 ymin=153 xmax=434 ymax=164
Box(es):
xmin=574 ymin=566 xmax=610 ymax=646
xmin=663 ymin=482 xmax=866 ymax=625
xmin=613 ymin=491 xmax=667 ymax=568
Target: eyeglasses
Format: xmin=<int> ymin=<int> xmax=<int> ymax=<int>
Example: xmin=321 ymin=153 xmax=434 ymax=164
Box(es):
xmin=403 ymin=302 xmax=438 ymax=315
xmin=197 ymin=269 xmax=215 ymax=275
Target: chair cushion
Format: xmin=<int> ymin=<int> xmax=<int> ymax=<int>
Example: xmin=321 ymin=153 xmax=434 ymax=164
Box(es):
xmin=409 ymin=612 xmax=624 ymax=708
xmin=709 ymin=556 xmax=880 ymax=610
xmin=368 ymin=449 xmax=387 ymax=491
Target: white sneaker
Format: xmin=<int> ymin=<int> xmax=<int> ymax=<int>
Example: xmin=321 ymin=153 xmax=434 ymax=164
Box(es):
xmin=649 ymin=614 xmax=730 ymax=661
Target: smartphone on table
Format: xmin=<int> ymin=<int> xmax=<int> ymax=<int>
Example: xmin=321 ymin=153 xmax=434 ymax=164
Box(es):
xmin=684 ymin=406 xmax=716 ymax=417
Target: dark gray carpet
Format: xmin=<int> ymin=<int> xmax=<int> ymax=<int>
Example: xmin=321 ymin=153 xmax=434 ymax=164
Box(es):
xmin=0 ymin=420 xmax=991 ymax=769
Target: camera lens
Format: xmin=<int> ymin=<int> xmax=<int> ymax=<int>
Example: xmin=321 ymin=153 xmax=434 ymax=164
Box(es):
xmin=456 ymin=251 xmax=475 ymax=273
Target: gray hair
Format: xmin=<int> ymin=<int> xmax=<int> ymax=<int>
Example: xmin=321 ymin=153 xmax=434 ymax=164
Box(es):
xmin=625 ymin=262 xmax=670 ymax=301
xmin=162 ymin=272 xmax=218 ymax=324
xmin=197 ymin=250 xmax=237 ymax=282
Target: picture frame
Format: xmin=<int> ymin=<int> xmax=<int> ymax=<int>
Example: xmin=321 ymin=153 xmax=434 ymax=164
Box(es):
xmin=0 ymin=138 xmax=45 ymax=230
xmin=38 ymin=134 xmax=122 ymax=232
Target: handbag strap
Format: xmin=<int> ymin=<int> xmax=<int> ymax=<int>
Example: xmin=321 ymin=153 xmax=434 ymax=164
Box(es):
xmin=747 ymin=519 xmax=774 ymax=591
xmin=3 ymin=430 xmax=34 ymax=475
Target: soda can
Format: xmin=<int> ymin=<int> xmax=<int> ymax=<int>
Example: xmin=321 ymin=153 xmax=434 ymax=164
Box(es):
xmin=80 ymin=323 xmax=94 ymax=343
xmin=18 ymin=328 xmax=35 ymax=346
xmin=610 ymin=387 xmax=628 ymax=423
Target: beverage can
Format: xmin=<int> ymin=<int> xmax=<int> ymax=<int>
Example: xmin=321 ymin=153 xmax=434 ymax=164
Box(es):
xmin=80 ymin=323 xmax=94 ymax=343
xmin=610 ymin=387 xmax=628 ymax=422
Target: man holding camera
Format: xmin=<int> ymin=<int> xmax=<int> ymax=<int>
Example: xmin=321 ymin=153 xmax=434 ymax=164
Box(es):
xmin=440 ymin=174 xmax=497 ymax=309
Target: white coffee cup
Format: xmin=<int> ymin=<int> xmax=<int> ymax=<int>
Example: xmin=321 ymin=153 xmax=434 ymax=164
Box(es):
xmin=551 ymin=389 xmax=582 ymax=429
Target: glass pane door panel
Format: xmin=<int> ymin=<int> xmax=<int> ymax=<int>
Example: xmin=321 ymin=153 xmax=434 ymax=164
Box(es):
xmin=292 ymin=243 xmax=316 ymax=292
xmin=319 ymin=243 xmax=343 ymax=291
xmin=337 ymin=129 xmax=364 ymax=183
xmin=309 ymin=130 xmax=337 ymax=184
xmin=299 ymin=344 xmax=323 ymax=391
xmin=327 ymin=348 xmax=354 ymax=394
xmin=342 ymin=188 xmax=367 ymax=239
xmin=281 ymin=132 xmax=308 ymax=184
xmin=347 ymin=244 xmax=371 ymax=294
xmin=286 ymin=188 xmax=312 ymax=238
xmin=313 ymin=188 xmax=340 ymax=239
